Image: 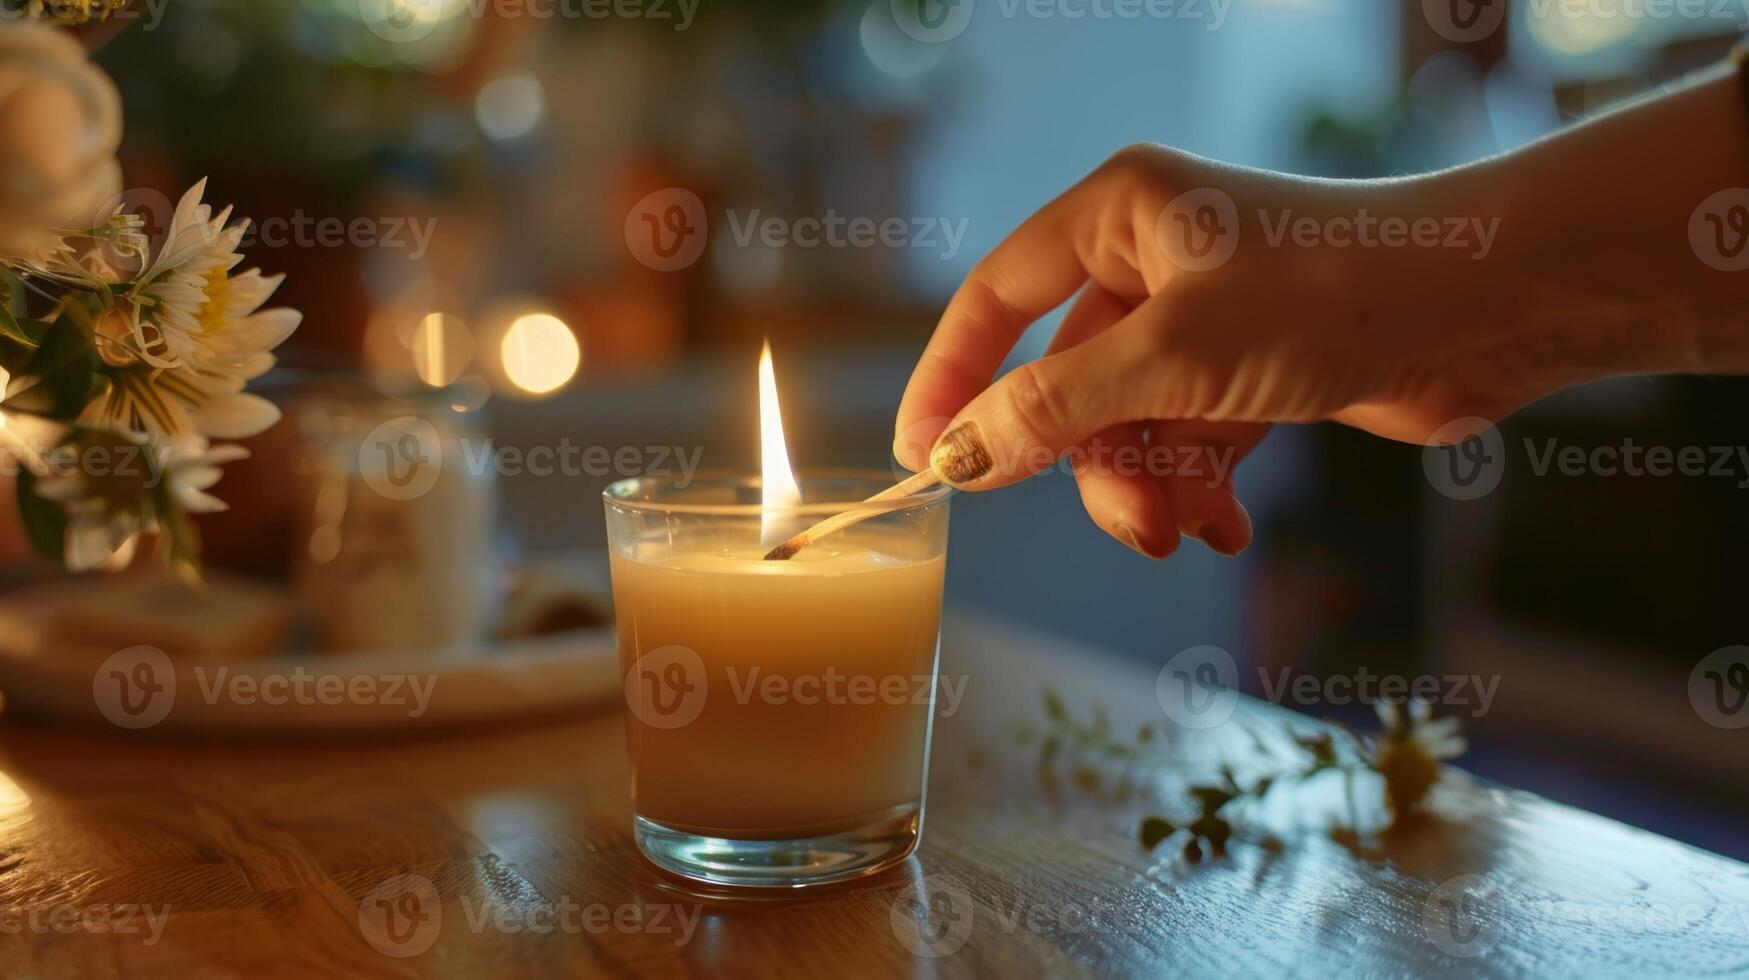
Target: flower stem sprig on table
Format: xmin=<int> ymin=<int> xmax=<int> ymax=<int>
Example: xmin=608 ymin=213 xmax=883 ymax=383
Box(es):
xmin=1017 ymin=691 xmax=1467 ymax=862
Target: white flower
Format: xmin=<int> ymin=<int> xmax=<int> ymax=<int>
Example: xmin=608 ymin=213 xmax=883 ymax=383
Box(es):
xmin=33 ymin=431 xmax=247 ymax=571
xmin=1372 ymin=699 xmax=1466 ymax=817
xmin=84 ymin=179 xmax=299 ymax=439
xmin=133 ymin=180 xmax=301 ymax=370
xmin=0 ymin=22 xmax=123 ymax=263
xmin=79 ymin=357 xmax=284 ymax=439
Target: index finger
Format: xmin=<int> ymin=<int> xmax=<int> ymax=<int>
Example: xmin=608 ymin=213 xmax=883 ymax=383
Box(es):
xmin=892 ymin=157 xmax=1154 ymax=470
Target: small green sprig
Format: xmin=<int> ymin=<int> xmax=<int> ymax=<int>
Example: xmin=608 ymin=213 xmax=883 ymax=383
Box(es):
xmin=1018 ymin=688 xmax=1465 ymax=861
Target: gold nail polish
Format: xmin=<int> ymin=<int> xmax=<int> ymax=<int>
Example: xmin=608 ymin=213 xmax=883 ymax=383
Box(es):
xmin=930 ymin=420 xmax=993 ymax=486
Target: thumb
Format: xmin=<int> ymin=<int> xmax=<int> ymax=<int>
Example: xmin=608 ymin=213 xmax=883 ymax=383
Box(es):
xmin=928 ymin=325 xmax=1148 ymax=491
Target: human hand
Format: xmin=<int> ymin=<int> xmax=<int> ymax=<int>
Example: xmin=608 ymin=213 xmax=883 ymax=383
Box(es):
xmin=893 ymin=143 xmax=1554 ymax=559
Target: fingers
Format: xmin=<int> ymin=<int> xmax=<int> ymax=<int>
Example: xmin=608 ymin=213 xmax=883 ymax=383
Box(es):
xmin=926 ymin=320 xmax=1153 ymax=489
xmin=1047 ymin=282 xmax=1135 ymax=356
xmin=897 ymin=281 xmax=1138 ymax=471
xmin=1074 ymin=423 xmax=1180 ymax=560
xmin=1051 ymin=286 xmax=1180 ymax=558
xmin=893 ymin=161 xmax=1153 ymax=470
xmin=1148 ymin=420 xmax=1271 ymax=555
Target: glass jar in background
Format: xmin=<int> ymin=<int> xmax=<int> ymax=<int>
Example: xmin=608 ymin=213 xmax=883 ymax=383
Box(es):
xmin=294 ymin=390 xmax=497 ymax=653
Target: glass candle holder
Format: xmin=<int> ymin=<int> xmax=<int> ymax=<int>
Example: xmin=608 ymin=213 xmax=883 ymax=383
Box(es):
xmin=604 ymin=471 xmax=951 ymax=888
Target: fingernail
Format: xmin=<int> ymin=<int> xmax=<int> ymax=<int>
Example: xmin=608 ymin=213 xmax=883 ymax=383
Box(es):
xmin=1194 ymin=523 xmax=1242 ymax=557
xmin=931 ymin=420 xmax=993 ymax=486
xmin=1117 ymin=523 xmax=1162 ymax=560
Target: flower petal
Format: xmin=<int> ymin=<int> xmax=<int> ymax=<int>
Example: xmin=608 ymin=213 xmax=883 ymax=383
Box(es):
xmin=193 ymin=392 xmax=280 ymax=439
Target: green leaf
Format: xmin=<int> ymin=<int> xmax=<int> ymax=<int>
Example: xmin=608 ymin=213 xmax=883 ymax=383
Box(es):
xmin=5 ymin=316 xmax=101 ymax=419
xmin=149 ymin=469 xmax=203 ymax=582
xmin=1139 ymin=816 xmax=1176 ymax=850
xmin=1189 ymin=785 xmax=1236 ymax=815
xmin=1042 ymin=688 xmax=1066 ymax=722
xmin=1038 ymin=736 xmax=1060 ymax=768
xmin=15 ymin=470 xmax=65 ymax=564
xmin=1190 ymin=813 xmax=1232 ymax=852
xmin=0 ymin=303 xmax=43 ymax=349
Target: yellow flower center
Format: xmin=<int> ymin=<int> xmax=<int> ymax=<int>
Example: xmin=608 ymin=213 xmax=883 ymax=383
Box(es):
xmin=1375 ymin=738 xmax=1440 ymax=817
xmin=195 ymin=264 xmax=230 ymax=336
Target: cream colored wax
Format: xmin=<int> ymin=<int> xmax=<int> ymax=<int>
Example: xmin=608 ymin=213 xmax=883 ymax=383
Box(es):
xmin=612 ymin=536 xmax=945 ymax=839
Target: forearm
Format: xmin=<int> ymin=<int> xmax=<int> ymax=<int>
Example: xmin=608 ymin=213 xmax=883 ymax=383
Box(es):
xmin=1459 ymin=60 xmax=1749 ymax=385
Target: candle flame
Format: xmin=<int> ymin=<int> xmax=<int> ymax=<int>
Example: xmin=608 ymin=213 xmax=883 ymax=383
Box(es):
xmin=759 ymin=340 xmax=801 ymax=546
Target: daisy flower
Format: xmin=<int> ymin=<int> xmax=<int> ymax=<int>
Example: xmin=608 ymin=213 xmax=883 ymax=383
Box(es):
xmin=88 ymin=179 xmax=299 ymax=438
xmin=1371 ymin=699 xmax=1467 ymax=818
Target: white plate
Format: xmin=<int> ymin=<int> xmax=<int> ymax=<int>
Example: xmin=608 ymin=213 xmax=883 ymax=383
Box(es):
xmin=0 ymin=580 xmax=622 ymax=734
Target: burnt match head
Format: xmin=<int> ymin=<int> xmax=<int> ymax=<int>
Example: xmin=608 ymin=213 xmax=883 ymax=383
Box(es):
xmin=763 ymin=539 xmax=802 ymax=561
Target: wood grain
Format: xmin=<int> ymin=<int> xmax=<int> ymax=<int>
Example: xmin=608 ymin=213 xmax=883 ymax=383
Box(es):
xmin=0 ymin=609 xmax=1744 ymax=978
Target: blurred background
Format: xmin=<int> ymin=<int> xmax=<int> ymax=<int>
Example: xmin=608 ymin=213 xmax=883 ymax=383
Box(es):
xmin=18 ymin=0 xmax=1748 ymax=855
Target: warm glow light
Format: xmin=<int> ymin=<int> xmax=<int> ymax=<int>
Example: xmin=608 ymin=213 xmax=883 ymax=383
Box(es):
xmin=500 ymin=313 xmax=580 ymax=395
xmin=411 ymin=312 xmax=471 ymax=388
xmin=758 ymin=340 xmax=801 ymax=547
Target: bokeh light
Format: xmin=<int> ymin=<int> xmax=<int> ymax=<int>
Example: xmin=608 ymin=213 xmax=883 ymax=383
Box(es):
xmin=475 ymin=72 xmax=547 ymax=143
xmin=410 ymin=312 xmax=473 ymax=388
xmin=499 ymin=313 xmax=580 ymax=396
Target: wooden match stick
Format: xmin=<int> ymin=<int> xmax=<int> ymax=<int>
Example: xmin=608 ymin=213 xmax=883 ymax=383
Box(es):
xmin=763 ymin=468 xmax=943 ymax=560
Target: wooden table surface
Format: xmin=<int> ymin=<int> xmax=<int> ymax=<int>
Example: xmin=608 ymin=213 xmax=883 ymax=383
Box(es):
xmin=1 ymin=609 xmax=1745 ymax=978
